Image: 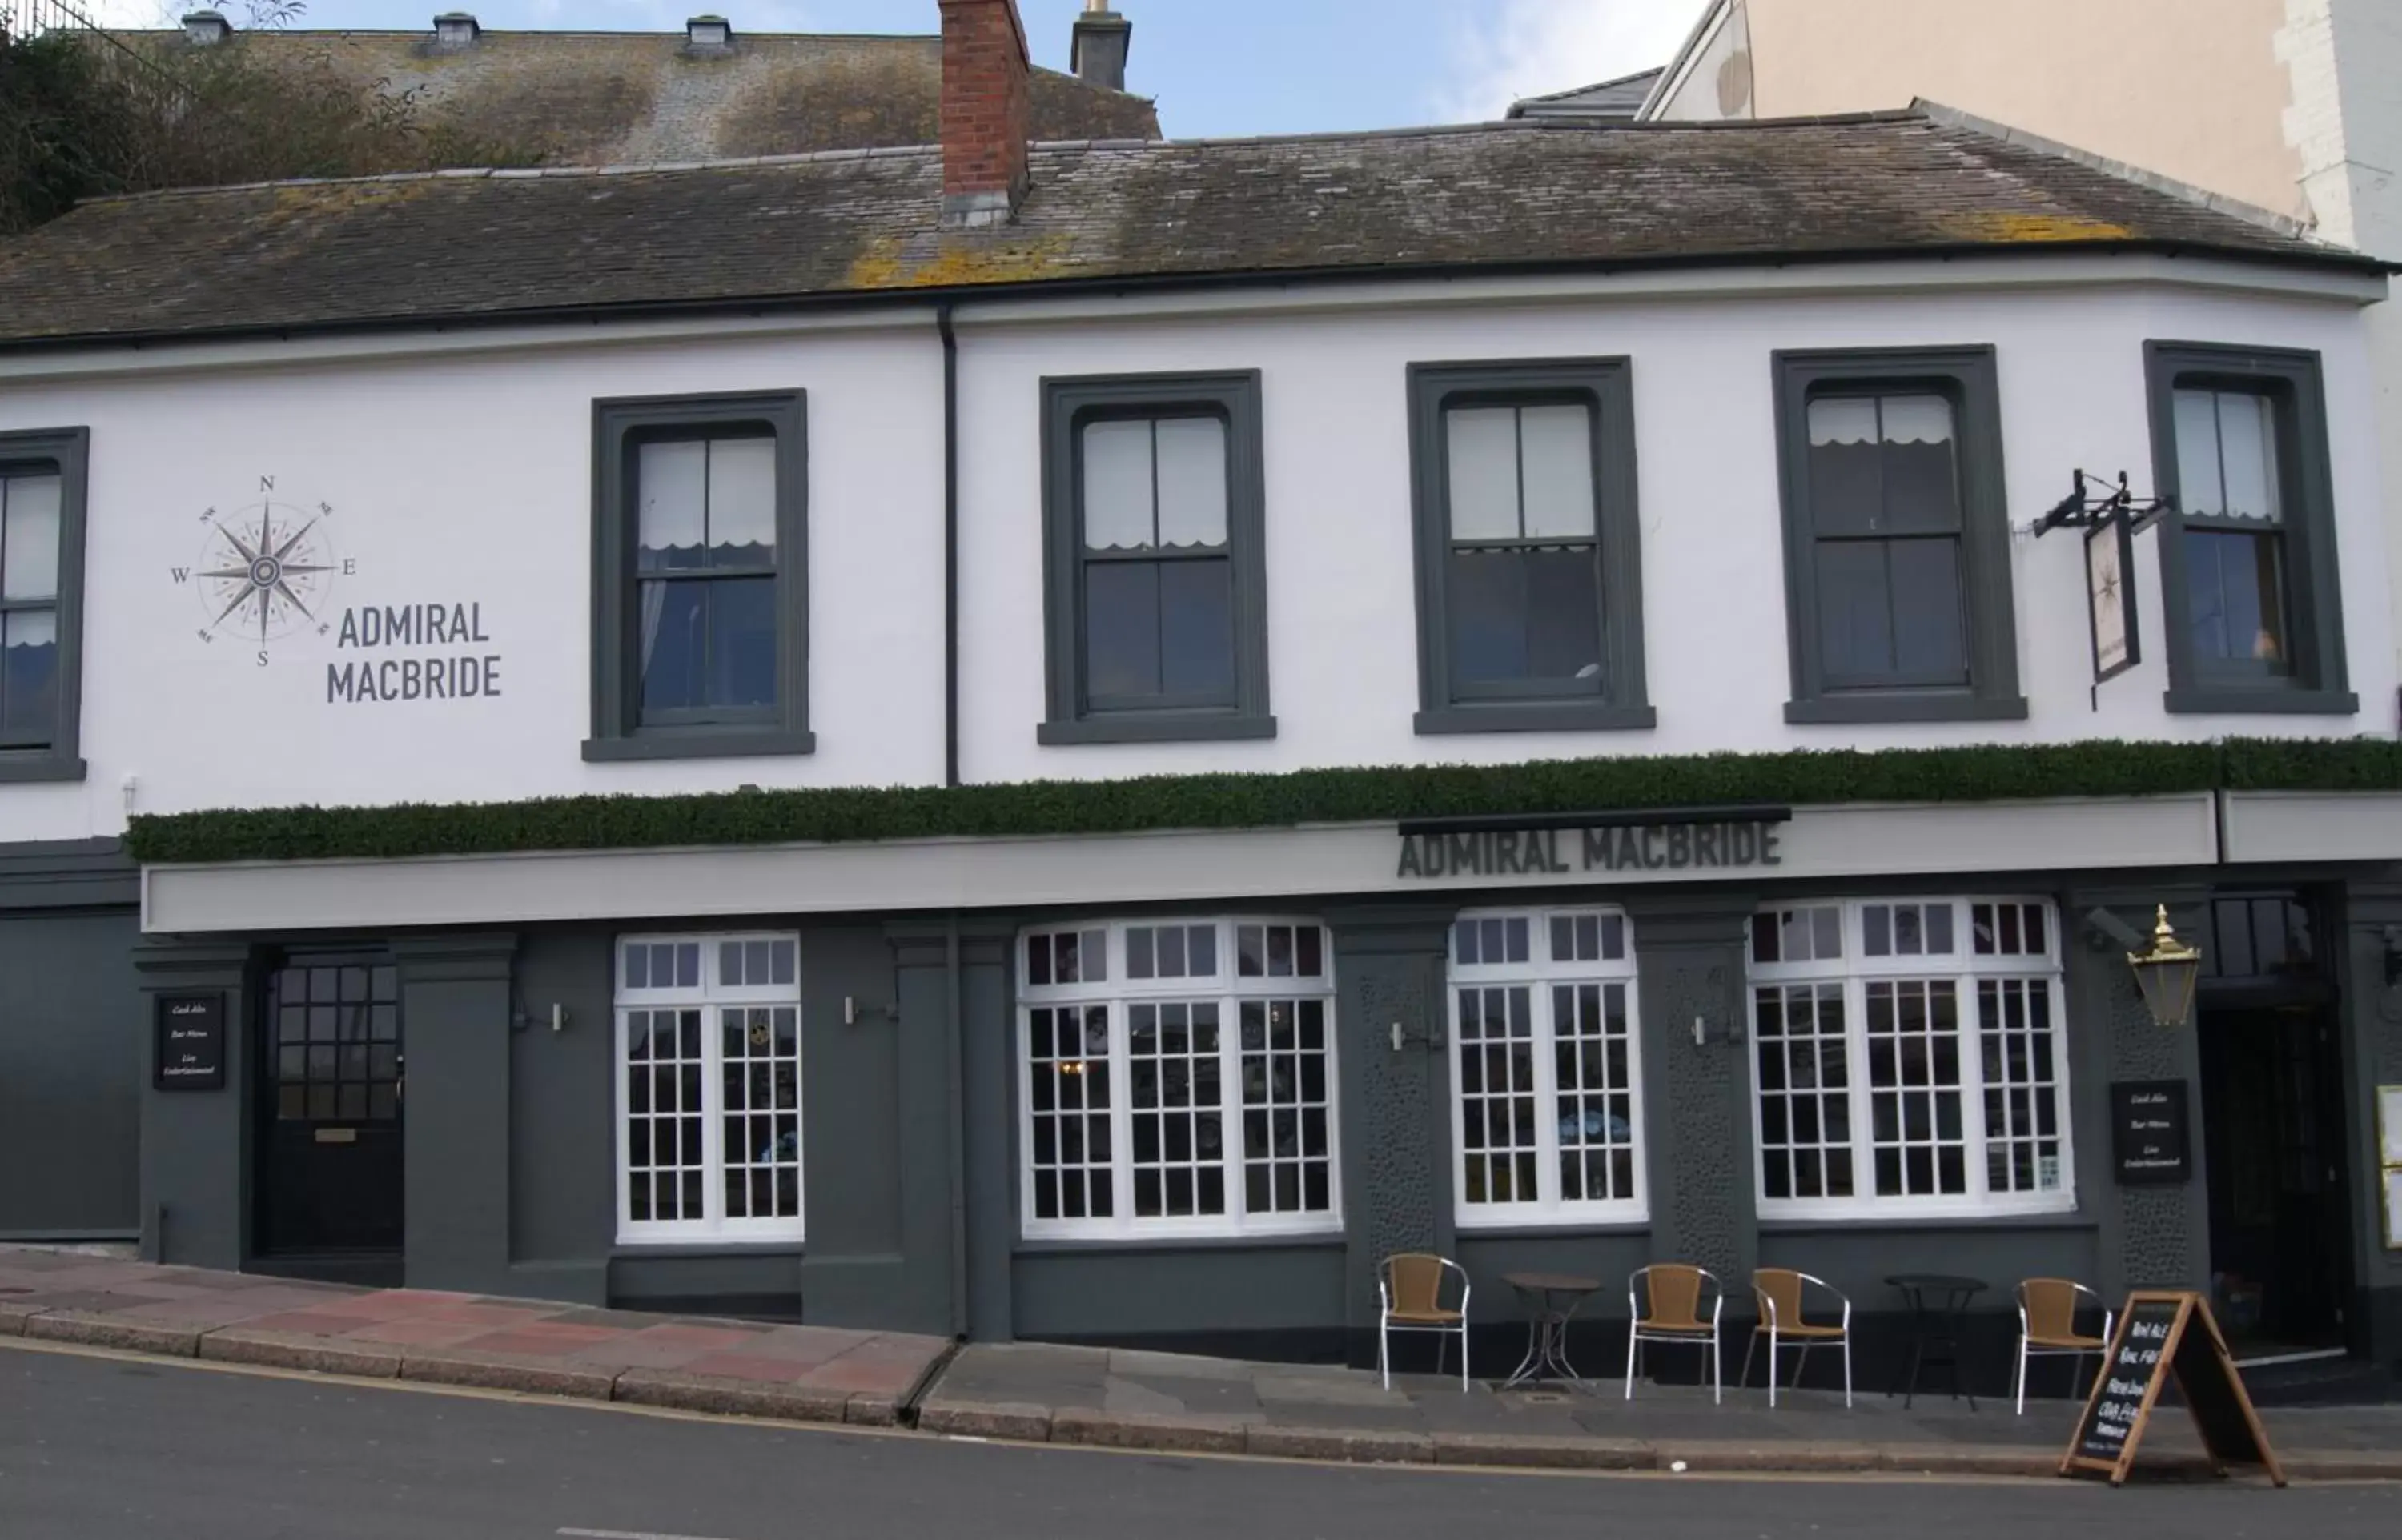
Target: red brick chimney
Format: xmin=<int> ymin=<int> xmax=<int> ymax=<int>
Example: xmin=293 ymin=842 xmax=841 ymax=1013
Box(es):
xmin=939 ymin=0 xmax=1033 ymax=228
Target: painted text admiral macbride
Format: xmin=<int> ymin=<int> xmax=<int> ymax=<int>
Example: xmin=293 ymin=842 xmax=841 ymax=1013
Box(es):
xmin=1396 ymin=820 xmax=1784 ymax=880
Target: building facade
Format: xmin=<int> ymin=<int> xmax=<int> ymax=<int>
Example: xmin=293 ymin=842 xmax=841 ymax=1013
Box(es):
xmin=3 ymin=0 xmax=2401 ymax=1392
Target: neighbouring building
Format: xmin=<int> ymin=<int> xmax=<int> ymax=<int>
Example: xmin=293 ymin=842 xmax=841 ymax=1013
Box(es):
xmin=2 ymin=0 xmax=2400 ymax=1396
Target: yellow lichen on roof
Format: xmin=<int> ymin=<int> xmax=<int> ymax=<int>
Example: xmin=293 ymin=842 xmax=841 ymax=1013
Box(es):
xmin=258 ymin=178 xmax=441 ymax=231
xmin=844 ymin=233 xmax=1083 ymax=290
xmin=1935 ymin=210 xmax=2134 ymax=243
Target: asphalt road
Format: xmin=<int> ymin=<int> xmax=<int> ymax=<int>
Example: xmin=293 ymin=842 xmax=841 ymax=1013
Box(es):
xmin=1 ymin=1341 xmax=2392 ymax=1540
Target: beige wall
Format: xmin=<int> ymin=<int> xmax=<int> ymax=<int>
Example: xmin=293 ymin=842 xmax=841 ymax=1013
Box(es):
xmin=1713 ymin=0 xmax=2304 ymax=219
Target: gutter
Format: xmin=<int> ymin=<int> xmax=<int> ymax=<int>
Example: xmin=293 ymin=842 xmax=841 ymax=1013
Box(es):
xmin=0 ymin=238 xmax=2388 ymax=359
xmin=939 ymin=302 xmax=961 ymax=790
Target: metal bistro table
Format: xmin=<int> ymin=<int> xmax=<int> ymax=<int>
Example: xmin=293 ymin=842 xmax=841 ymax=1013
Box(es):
xmin=1886 ymin=1273 xmax=1989 ymax=1410
xmin=1501 ymin=1271 xmax=1603 ymax=1390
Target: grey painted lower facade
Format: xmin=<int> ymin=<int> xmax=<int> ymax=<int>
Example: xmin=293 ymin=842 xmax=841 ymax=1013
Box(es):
xmin=11 ymin=829 xmax=2398 ymax=1393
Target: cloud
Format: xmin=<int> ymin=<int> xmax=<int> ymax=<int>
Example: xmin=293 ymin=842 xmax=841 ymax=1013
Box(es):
xmin=1436 ymin=0 xmax=1707 ymax=122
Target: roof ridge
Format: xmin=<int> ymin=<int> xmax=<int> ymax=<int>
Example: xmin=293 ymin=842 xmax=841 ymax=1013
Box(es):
xmin=1913 ymin=98 xmax=2319 ymax=241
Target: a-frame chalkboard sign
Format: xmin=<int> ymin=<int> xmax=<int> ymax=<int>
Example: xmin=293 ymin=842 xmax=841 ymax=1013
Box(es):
xmin=2061 ymin=1291 xmax=2285 ymax=1487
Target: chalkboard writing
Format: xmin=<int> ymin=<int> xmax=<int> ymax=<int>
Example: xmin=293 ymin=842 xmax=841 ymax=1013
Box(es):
xmin=2110 ymin=1080 xmax=2191 ymax=1185
xmin=154 ymin=993 xmax=227 ymax=1091
xmin=2062 ymin=1291 xmax=2284 ymax=1487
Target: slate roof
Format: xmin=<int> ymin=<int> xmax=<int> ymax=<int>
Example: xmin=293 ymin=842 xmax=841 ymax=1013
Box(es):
xmin=121 ymin=27 xmax=1162 ymax=162
xmin=1507 ymin=70 xmax=1665 ymax=122
xmin=0 ymin=112 xmax=2375 ymax=349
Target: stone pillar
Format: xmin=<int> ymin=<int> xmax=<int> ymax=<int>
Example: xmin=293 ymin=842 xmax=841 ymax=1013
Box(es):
xmin=2341 ymin=880 xmax=2402 ymax=1370
xmin=1324 ymin=905 xmax=1454 ymax=1338
xmin=134 ymin=939 xmax=258 ymax=1269
xmin=392 ymin=932 xmax=517 ymax=1294
xmin=2066 ymin=887 xmax=2211 ymax=1299
xmin=1623 ymin=893 xmax=1758 ymax=1287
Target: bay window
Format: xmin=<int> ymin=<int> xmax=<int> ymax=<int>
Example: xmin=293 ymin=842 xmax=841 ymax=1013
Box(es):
xmin=1019 ymin=918 xmax=1338 ymax=1239
xmin=1749 ymin=897 xmax=2072 ymax=1218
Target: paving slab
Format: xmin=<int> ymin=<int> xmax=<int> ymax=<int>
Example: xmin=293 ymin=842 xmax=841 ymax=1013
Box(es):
xmin=199 ymin=1328 xmax=405 ymax=1378
xmin=612 ymin=1368 xmax=854 ymax=1423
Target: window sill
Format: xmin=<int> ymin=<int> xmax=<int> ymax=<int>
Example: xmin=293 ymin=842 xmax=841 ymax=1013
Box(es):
xmin=0 ymin=753 xmax=86 ymax=784
xmin=1784 ymin=694 xmax=2028 ymax=726
xmin=1014 ymin=1229 xmax=1344 ymax=1257
xmin=1753 ymin=1205 xmax=2083 ymax=1231
xmin=1452 ymin=1216 xmax=1652 ymax=1238
xmin=1038 ymin=712 xmax=1278 ymax=746
xmin=611 ymin=1238 xmax=807 ymax=1255
xmin=2163 ymin=686 xmax=2359 ymax=716
xmin=1415 ymin=702 xmax=1657 ymax=736
xmin=583 ymin=729 xmax=817 ymax=764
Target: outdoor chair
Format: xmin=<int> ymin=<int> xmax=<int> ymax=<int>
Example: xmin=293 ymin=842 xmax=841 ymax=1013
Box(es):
xmin=1378 ymin=1252 xmax=1470 ymax=1391
xmin=1625 ymin=1263 xmax=1724 ymax=1403
xmin=1740 ymin=1268 xmax=1853 ymax=1408
xmin=2014 ymin=1277 xmax=2114 ymax=1414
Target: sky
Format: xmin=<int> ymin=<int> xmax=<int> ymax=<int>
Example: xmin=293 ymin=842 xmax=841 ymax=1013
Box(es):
xmin=79 ymin=0 xmax=1709 ymax=137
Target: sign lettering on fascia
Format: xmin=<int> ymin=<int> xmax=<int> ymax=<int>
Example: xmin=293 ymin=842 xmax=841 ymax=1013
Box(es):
xmin=1396 ymin=811 xmax=1789 ymax=880
xmin=326 ymin=604 xmax=502 ymax=704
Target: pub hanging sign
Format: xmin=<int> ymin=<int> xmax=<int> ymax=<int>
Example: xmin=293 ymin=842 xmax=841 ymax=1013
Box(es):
xmin=2035 ymin=468 xmax=2169 ymax=688
xmin=1396 ymin=805 xmax=1792 ymax=880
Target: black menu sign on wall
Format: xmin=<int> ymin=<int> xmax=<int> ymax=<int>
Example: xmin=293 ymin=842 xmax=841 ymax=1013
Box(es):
xmin=2110 ymin=1080 xmax=2191 ymax=1185
xmin=2061 ymin=1291 xmax=2284 ymax=1487
xmin=154 ymin=993 xmax=227 ymax=1091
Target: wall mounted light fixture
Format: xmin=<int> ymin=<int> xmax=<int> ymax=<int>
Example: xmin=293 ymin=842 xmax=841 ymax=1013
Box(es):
xmin=2127 ymin=905 xmax=2203 ymax=1028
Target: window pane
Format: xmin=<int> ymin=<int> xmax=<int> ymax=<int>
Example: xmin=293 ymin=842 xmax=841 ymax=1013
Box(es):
xmin=1446 ymin=407 xmax=1520 ymax=540
xmin=1448 ymin=548 xmax=1526 ymax=682
xmin=636 ymin=440 xmax=708 ymax=571
xmin=1886 ymin=538 xmax=1968 ymax=683
xmin=1159 ymin=558 xmax=1235 ymax=698
xmin=2186 ymin=529 xmax=2291 ymax=671
xmin=1814 ymin=543 xmax=1894 ymax=680
xmin=1806 ymin=397 xmax=1881 ymax=535
xmin=706 ymin=576 xmax=777 ymax=708
xmin=0 ymin=608 xmax=58 ymax=741
xmin=637 ymin=580 xmax=712 ymax=714
xmin=2173 ymin=389 xmax=2223 ymax=517
xmin=1519 ymin=404 xmax=1596 ymax=539
xmin=1082 ymin=419 xmax=1155 ymax=551
xmin=0 ymin=473 xmax=62 ymax=602
xmin=1879 ymin=395 xmax=1960 ymax=532
xmin=1084 ymin=560 xmax=1161 ymax=698
xmin=1524 ymin=548 xmax=1603 ymax=684
xmin=2215 ymin=391 xmax=2280 ymax=522
xmin=1154 ymin=417 xmax=1229 ymax=548
xmin=707 ymin=437 xmax=777 ymax=566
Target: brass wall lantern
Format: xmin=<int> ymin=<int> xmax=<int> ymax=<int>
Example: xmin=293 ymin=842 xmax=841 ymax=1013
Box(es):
xmin=2127 ymin=905 xmax=2203 ymax=1028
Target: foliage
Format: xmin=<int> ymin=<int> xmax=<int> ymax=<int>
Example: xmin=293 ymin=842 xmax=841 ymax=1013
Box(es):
xmin=1 ymin=7 xmax=538 ymax=235
xmin=121 ymin=737 xmax=2402 ymax=866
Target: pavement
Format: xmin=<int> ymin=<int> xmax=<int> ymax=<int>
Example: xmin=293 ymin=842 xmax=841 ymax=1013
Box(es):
xmin=10 ymin=1347 xmax=2396 ymax=1540
xmin=5 ymin=1247 xmax=2399 ymax=1482
xmin=0 ymin=1247 xmax=946 ymax=1426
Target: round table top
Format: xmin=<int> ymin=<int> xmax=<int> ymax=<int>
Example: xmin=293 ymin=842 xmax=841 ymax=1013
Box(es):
xmin=1885 ymin=1273 xmax=1990 ymax=1293
xmin=1504 ymin=1271 xmax=1603 ymax=1293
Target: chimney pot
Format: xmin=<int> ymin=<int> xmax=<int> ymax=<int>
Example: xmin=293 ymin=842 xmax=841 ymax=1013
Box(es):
xmin=1070 ymin=3 xmax=1131 ymax=94
xmin=938 ymin=0 xmax=1033 ymax=229
xmin=432 ymin=11 xmax=480 ymax=48
xmin=181 ymin=10 xmax=231 ymax=45
xmin=686 ymin=14 xmax=733 ymax=52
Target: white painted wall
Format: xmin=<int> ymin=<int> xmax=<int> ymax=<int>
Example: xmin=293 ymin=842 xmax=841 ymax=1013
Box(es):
xmin=0 ymin=272 xmax=2389 ymax=846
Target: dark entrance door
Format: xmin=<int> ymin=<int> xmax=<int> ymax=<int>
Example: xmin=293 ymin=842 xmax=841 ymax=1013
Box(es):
xmin=255 ymin=956 xmax=404 ymax=1277
xmin=2195 ymin=894 xmax=2352 ymax=1354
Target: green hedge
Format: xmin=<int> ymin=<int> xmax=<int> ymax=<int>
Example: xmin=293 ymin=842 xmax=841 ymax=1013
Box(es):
xmin=122 ymin=738 xmax=2402 ymax=867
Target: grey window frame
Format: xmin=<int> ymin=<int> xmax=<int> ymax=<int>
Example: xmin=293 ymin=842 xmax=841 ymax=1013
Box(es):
xmin=1408 ymin=359 xmax=1653 ymax=735
xmin=2144 ymin=342 xmax=2355 ymax=716
xmin=585 ymin=391 xmax=813 ymax=763
xmin=1039 ymin=372 xmax=1275 ymax=745
xmin=0 ymin=427 xmax=89 ymax=784
xmin=1772 ymin=347 xmax=2026 ymax=725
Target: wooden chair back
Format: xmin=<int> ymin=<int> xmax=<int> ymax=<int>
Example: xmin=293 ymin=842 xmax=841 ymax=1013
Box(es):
xmin=2018 ymin=1277 xmax=2091 ymax=1341
xmin=1384 ymin=1253 xmax=1449 ymax=1318
xmin=1753 ymin=1267 xmax=1807 ymax=1328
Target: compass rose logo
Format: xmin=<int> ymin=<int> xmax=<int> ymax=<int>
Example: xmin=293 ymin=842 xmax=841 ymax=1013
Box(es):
xmin=175 ymin=479 xmax=347 ymax=659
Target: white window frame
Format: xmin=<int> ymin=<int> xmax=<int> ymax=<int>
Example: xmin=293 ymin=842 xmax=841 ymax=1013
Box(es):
xmin=1448 ymin=907 xmax=1649 ymax=1228
xmin=613 ymin=932 xmax=805 ymax=1244
xmin=1017 ymin=917 xmax=1342 ymax=1241
xmin=1747 ymin=896 xmax=2075 ymax=1221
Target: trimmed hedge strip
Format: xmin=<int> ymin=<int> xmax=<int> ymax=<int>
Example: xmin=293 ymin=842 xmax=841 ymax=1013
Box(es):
xmin=123 ymin=737 xmax=2402 ymax=867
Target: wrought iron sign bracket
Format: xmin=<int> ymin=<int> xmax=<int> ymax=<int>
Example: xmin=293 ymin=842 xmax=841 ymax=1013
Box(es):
xmin=2032 ymin=468 xmax=2174 ymax=538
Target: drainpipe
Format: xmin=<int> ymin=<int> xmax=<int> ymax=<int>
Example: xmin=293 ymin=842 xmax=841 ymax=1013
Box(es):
xmin=946 ymin=913 xmax=968 ymax=1337
xmin=939 ymin=303 xmax=962 ymax=789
